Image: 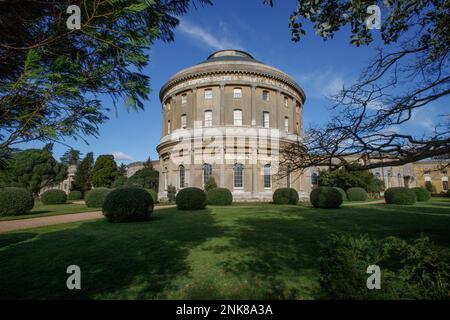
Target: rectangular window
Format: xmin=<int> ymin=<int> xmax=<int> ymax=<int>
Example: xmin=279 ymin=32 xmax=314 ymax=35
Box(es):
xmin=263 ymin=112 xmax=270 ymax=128
xmin=181 ymin=114 xmax=187 ymax=129
xmin=167 ymin=120 xmax=171 ymax=134
xmin=234 ymin=109 xmax=242 ymax=126
xmin=181 ymin=94 xmax=187 ymax=104
xmin=204 ymin=110 xmax=212 ymax=127
xmin=204 ymin=89 xmax=213 ymax=100
xmin=264 ymin=165 xmax=271 ymax=188
xmin=443 ymin=181 xmax=449 ymax=191
xmin=262 ymin=91 xmax=269 ymax=101
xmin=234 ymin=88 xmax=242 ymax=98
xmin=284 ymin=97 xmax=288 ymax=106
xmin=284 ymin=117 xmax=289 ymax=132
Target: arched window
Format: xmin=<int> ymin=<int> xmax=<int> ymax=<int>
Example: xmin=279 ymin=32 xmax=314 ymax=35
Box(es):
xmin=264 ymin=164 xmax=271 ymax=189
xmin=233 ymin=88 xmax=242 ymax=98
xmin=203 ymin=163 xmax=212 ymax=186
xmin=286 ymin=166 xmax=291 ymax=188
xmin=234 ymin=163 xmax=244 ymax=188
xmin=204 ymin=110 xmax=212 ymax=127
xmin=311 ymin=172 xmax=318 ymax=185
xmin=234 ymin=109 xmax=242 ymax=126
xmin=397 ymin=173 xmax=402 ymax=186
xmin=179 ymin=165 xmax=185 ymax=188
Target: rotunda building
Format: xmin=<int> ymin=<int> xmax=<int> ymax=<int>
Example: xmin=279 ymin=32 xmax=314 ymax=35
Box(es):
xmin=157 ymin=49 xmax=306 ymax=201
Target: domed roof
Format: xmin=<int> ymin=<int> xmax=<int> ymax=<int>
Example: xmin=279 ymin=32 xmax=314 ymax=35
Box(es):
xmin=201 ymin=49 xmax=261 ymax=64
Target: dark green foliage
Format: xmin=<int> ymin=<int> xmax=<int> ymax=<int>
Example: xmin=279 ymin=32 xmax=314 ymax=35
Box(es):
xmin=346 ymin=187 xmax=368 ymax=202
xmin=318 ymin=167 xmax=382 ymax=193
xmin=176 ymin=187 xmax=207 ymax=210
xmin=204 ymin=177 xmax=217 ymax=192
xmin=310 ymin=187 xmax=343 ymax=209
xmin=0 ymin=187 xmax=34 ymax=216
xmin=91 ymin=155 xmax=119 ymax=188
xmin=319 ymin=234 xmax=450 ymax=299
xmin=112 ymin=176 xmax=128 ymax=188
xmin=127 ymin=167 xmax=159 ymax=190
xmin=102 ymin=187 xmax=153 ymax=223
xmin=0 ymin=145 xmax=67 ymax=193
xmin=384 ymin=187 xmax=416 ymax=205
xmin=167 ymin=185 xmax=177 ymax=203
xmin=425 ymin=181 xmax=437 ymax=193
xmin=412 ymin=187 xmax=431 ymax=202
xmin=273 ymin=188 xmax=299 ymax=205
xmin=207 ymin=188 xmax=233 ymax=205
xmin=85 ymin=188 xmax=111 ymax=208
xmin=67 ymin=190 xmax=82 ymax=201
xmin=40 ymin=189 xmax=67 ymax=205
xmin=146 ymin=189 xmax=158 ymax=204
xmin=71 ymin=152 xmax=94 ymax=195
xmin=118 ymin=163 xmax=128 ymax=177
xmin=60 ymin=149 xmax=81 ymax=166
xmin=333 ymin=187 xmax=347 ymax=201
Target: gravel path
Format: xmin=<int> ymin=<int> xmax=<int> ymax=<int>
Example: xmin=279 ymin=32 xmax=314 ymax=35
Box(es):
xmin=0 ymin=205 xmax=175 ymax=233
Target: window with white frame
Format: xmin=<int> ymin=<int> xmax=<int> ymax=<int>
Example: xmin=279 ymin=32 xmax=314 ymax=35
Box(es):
xmin=234 ymin=163 xmax=244 ymax=188
xmin=203 ymin=163 xmax=212 ymax=186
xmin=204 ymin=89 xmax=213 ymax=100
xmin=263 ymin=111 xmax=270 ymax=128
xmin=284 ymin=117 xmax=289 ymax=132
xmin=181 ymin=94 xmax=187 ymax=105
xmin=233 ymin=88 xmax=242 ymax=98
xmin=179 ymin=165 xmax=185 ymax=188
xmin=234 ymin=109 xmax=242 ymax=126
xmin=443 ymin=180 xmax=449 ymax=191
xmin=204 ymin=110 xmax=212 ymax=127
xmin=311 ymin=172 xmax=318 ymax=185
xmin=262 ymin=90 xmax=269 ymax=101
xmin=264 ymin=164 xmax=271 ymax=188
xmin=167 ymin=120 xmax=171 ymax=134
xmin=181 ymin=114 xmax=187 ymax=129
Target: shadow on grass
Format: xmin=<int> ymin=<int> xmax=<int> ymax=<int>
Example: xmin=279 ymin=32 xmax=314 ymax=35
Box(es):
xmin=0 ymin=208 xmax=226 ymax=299
xmin=0 ymin=232 xmax=39 ymax=248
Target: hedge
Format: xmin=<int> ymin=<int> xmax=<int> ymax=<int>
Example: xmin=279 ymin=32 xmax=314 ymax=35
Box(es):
xmin=346 ymin=187 xmax=368 ymax=202
xmin=411 ymin=187 xmax=431 ymax=202
xmin=0 ymin=187 xmax=34 ymax=216
xmin=310 ymin=187 xmax=343 ymax=209
xmin=145 ymin=189 xmax=158 ymax=204
xmin=333 ymin=187 xmax=347 ymax=201
xmin=176 ymin=187 xmax=207 ymax=210
xmin=67 ymin=190 xmax=82 ymax=201
xmin=384 ymin=187 xmax=416 ymax=205
xmin=207 ymin=188 xmax=233 ymax=205
xmin=41 ymin=189 xmax=67 ymax=205
xmin=85 ymin=188 xmax=111 ymax=208
xmin=102 ymin=187 xmax=153 ymax=223
xmin=273 ymin=188 xmax=299 ymax=205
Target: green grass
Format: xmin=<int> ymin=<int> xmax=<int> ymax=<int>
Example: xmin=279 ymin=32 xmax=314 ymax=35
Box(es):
xmin=0 ymin=198 xmax=449 ymax=299
xmin=0 ymin=202 xmax=96 ymax=221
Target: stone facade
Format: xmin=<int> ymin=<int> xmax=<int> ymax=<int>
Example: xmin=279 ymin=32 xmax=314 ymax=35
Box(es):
xmin=413 ymin=161 xmax=449 ymax=193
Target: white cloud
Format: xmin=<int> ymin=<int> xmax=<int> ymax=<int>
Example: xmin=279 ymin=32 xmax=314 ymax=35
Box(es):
xmin=112 ymin=151 xmax=133 ymax=161
xmin=296 ymin=69 xmax=346 ymax=99
xmin=178 ymin=19 xmax=243 ymax=51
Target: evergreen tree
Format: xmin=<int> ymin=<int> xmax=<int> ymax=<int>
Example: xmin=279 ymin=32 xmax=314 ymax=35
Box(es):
xmin=91 ymin=155 xmax=119 ymax=188
xmin=204 ymin=177 xmax=217 ymax=192
xmin=127 ymin=167 xmax=159 ymax=190
xmin=60 ymin=149 xmax=81 ymax=166
xmin=118 ymin=163 xmax=128 ymax=177
xmin=71 ymin=152 xmax=94 ymax=194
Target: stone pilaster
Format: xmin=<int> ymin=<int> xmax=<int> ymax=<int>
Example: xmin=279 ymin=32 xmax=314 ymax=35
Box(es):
xmin=220 ymin=84 xmax=225 ymax=125
xmin=251 ymin=85 xmax=256 ymax=126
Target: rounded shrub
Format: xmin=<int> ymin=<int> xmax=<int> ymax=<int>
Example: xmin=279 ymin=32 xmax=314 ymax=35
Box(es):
xmin=333 ymin=187 xmax=347 ymax=201
xmin=384 ymin=187 xmax=416 ymax=205
xmin=176 ymin=187 xmax=207 ymax=210
xmin=102 ymin=187 xmax=153 ymax=223
xmin=346 ymin=187 xmax=368 ymax=202
xmin=411 ymin=187 xmax=431 ymax=202
xmin=67 ymin=190 xmax=82 ymax=201
xmin=273 ymin=188 xmax=299 ymax=205
xmin=41 ymin=189 xmax=67 ymax=205
xmin=145 ymin=189 xmax=158 ymax=204
xmin=310 ymin=187 xmax=343 ymax=209
xmin=85 ymin=187 xmax=111 ymax=208
xmin=207 ymin=188 xmax=233 ymax=205
xmin=0 ymin=187 xmax=34 ymax=216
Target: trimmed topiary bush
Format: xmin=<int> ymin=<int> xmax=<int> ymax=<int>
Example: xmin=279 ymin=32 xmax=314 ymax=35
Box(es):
xmin=67 ymin=190 xmax=82 ymax=201
xmin=145 ymin=189 xmax=158 ymax=204
xmin=41 ymin=189 xmax=67 ymax=205
xmin=102 ymin=187 xmax=153 ymax=223
xmin=346 ymin=187 xmax=368 ymax=202
xmin=85 ymin=187 xmax=111 ymax=208
xmin=310 ymin=187 xmax=343 ymax=209
xmin=384 ymin=187 xmax=416 ymax=205
xmin=411 ymin=187 xmax=431 ymax=202
xmin=333 ymin=187 xmax=347 ymax=201
xmin=273 ymin=188 xmax=299 ymax=205
xmin=0 ymin=187 xmax=34 ymax=216
xmin=207 ymin=188 xmax=233 ymax=205
xmin=176 ymin=187 xmax=207 ymax=210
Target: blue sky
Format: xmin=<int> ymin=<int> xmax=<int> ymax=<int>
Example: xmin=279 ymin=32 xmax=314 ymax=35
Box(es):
xmin=17 ymin=0 xmax=448 ymax=163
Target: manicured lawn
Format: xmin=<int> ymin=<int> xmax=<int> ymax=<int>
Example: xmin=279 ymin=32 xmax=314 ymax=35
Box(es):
xmin=0 ymin=198 xmax=449 ymax=299
xmin=0 ymin=202 xmax=96 ymax=221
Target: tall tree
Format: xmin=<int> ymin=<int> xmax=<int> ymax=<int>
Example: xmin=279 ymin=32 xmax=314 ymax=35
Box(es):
xmin=127 ymin=167 xmax=159 ymax=190
xmin=0 ymin=146 xmax=67 ymax=193
xmin=266 ymin=0 xmax=450 ymax=171
xmin=118 ymin=163 xmax=128 ymax=177
xmin=60 ymin=149 xmax=81 ymax=166
xmin=91 ymin=154 xmax=119 ymax=187
xmin=71 ymin=152 xmax=94 ymax=194
xmin=0 ymin=0 xmax=212 ymax=164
